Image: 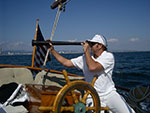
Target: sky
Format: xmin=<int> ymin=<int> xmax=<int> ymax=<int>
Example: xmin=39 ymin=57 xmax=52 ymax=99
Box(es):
xmin=0 ymin=0 xmax=150 ymax=52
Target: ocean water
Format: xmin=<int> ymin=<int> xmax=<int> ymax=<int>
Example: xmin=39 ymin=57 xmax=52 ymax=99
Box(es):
xmin=1 ymin=51 xmax=150 ymax=112
xmin=0 ymin=52 xmax=150 ymax=89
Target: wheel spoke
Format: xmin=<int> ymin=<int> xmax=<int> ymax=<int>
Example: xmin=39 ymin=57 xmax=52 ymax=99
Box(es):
xmin=81 ymin=75 xmax=98 ymax=103
xmin=80 ymin=90 xmax=90 ymax=104
xmin=86 ymin=106 xmax=96 ymax=111
xmin=63 ymin=70 xmax=79 ymax=104
xmin=71 ymin=90 xmax=79 ymax=104
xmin=60 ymin=106 xmax=74 ymax=112
xmin=91 ymin=75 xmax=98 ymax=87
xmin=63 ymin=70 xmax=70 ymax=84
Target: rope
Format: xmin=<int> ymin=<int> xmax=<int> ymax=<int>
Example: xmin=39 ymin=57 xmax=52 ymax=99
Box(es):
xmin=129 ymin=86 xmax=150 ymax=102
xmin=127 ymin=86 xmax=150 ymax=112
xmin=43 ymin=0 xmax=71 ymax=67
xmin=43 ymin=49 xmax=50 ymax=67
xmin=37 ymin=4 xmax=63 ymax=85
xmin=50 ymin=5 xmax=62 ymax=41
xmin=43 ymin=4 xmax=62 ymax=67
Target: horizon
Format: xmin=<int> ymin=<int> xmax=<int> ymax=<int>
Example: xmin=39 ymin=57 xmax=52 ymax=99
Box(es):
xmin=1 ymin=47 xmax=150 ymax=55
xmin=0 ymin=0 xmax=150 ymax=52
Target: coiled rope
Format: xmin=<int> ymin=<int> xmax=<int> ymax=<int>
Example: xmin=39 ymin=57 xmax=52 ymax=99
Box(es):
xmin=129 ymin=86 xmax=150 ymax=102
xmin=127 ymin=86 xmax=150 ymax=112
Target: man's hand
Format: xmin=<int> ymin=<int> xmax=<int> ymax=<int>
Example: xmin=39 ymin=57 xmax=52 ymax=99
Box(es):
xmin=82 ymin=41 xmax=90 ymax=53
xmin=48 ymin=42 xmax=54 ymax=52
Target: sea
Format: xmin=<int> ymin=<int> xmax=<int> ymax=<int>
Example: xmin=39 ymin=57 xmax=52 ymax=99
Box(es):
xmin=0 ymin=51 xmax=150 ymax=89
xmin=0 ymin=51 xmax=150 ymax=111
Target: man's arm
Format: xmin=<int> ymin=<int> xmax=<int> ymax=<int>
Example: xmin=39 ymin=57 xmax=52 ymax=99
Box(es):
xmin=49 ymin=43 xmax=74 ymax=67
xmin=83 ymin=42 xmax=104 ymax=72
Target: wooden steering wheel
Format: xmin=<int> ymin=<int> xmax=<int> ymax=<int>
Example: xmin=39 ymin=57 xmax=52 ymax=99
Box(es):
xmin=52 ymin=70 xmax=101 ymax=113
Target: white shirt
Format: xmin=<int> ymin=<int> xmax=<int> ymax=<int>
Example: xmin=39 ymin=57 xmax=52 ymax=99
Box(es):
xmin=71 ymin=51 xmax=116 ymax=96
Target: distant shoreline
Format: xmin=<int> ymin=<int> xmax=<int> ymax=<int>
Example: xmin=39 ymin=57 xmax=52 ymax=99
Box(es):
xmin=0 ymin=50 xmax=150 ymax=56
xmin=111 ymin=50 xmax=150 ymax=53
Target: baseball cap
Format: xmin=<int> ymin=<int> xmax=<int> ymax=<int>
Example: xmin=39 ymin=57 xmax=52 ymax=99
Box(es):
xmin=87 ymin=34 xmax=107 ymax=47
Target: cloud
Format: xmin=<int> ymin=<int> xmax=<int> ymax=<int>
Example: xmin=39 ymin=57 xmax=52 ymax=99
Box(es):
xmin=108 ymin=38 xmax=119 ymax=43
xmin=68 ymin=39 xmax=77 ymax=42
xmin=129 ymin=38 xmax=139 ymax=42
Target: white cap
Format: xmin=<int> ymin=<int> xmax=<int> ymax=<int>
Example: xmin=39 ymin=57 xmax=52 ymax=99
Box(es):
xmin=88 ymin=34 xmax=107 ymax=47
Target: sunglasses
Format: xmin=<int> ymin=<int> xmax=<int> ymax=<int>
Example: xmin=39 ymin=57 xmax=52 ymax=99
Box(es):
xmin=88 ymin=42 xmax=97 ymax=47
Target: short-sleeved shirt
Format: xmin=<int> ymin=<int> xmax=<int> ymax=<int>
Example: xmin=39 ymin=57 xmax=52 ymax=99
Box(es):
xmin=71 ymin=51 xmax=116 ymax=96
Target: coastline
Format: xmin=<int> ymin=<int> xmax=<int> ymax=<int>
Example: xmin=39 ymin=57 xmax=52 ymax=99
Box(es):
xmin=0 ymin=50 xmax=150 ymax=56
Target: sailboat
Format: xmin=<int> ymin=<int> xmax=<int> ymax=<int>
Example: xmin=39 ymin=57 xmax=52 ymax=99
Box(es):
xmin=0 ymin=0 xmax=149 ymax=113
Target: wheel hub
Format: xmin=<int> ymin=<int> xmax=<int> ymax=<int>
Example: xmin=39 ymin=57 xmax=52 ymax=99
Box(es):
xmin=74 ymin=102 xmax=86 ymax=113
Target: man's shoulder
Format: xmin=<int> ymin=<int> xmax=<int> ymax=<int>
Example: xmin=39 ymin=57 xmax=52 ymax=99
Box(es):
xmin=99 ymin=51 xmax=114 ymax=62
xmin=103 ymin=51 xmax=113 ymax=57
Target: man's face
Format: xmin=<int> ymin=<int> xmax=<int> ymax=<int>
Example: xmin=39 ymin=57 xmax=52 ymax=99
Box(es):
xmin=90 ymin=42 xmax=102 ymax=55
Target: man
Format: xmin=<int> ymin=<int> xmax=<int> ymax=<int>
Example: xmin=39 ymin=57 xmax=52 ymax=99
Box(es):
xmin=49 ymin=34 xmax=135 ymax=113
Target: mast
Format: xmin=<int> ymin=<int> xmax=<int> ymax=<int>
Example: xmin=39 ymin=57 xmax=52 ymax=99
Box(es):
xmin=31 ymin=19 xmax=39 ymax=67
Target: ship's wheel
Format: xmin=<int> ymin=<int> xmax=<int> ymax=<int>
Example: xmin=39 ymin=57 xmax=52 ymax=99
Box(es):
xmin=52 ymin=70 xmax=101 ymax=113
